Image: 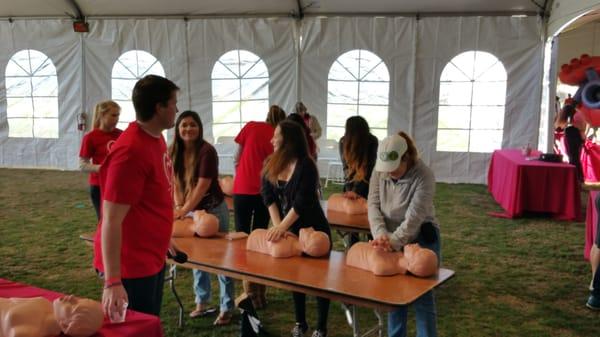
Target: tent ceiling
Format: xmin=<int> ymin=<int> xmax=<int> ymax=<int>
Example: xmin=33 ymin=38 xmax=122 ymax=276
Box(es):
xmin=1 ymin=0 xmax=542 ymax=18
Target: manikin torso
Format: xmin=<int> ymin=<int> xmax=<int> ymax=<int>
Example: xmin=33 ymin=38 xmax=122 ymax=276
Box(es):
xmin=246 ymin=228 xmax=330 ymax=258
xmin=172 ymin=210 xmax=219 ymax=238
xmin=346 ymin=242 xmax=438 ymax=277
xmin=327 ymin=193 xmax=367 ymax=215
xmin=0 ymin=297 xmax=60 ymax=337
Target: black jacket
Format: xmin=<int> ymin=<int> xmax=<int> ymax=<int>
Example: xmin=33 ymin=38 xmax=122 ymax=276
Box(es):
xmin=261 ymin=156 xmax=331 ymax=238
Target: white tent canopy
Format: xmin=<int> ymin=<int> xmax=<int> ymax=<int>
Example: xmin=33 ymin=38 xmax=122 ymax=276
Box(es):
xmin=1 ymin=1 xmax=541 ymax=17
xmin=1 ymin=0 xmax=598 ymax=184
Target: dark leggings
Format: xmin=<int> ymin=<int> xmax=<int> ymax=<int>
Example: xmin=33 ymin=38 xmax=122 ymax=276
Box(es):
xmin=293 ymin=292 xmax=330 ymax=331
xmin=233 ymin=194 xmax=270 ymax=234
xmin=565 ymin=126 xmax=583 ymax=181
xmin=122 ymin=265 xmax=166 ymax=316
xmin=90 ymin=185 xmax=101 ymax=220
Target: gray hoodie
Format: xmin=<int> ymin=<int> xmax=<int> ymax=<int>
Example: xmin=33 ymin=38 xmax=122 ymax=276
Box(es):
xmin=367 ymin=159 xmax=437 ymax=251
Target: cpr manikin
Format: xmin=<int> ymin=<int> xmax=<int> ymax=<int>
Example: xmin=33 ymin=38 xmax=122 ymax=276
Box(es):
xmin=246 ymin=228 xmax=331 ymax=258
xmin=172 ymin=210 xmax=219 ymax=237
xmin=219 ymin=176 xmax=234 ymax=196
xmin=327 ymin=193 xmax=367 ymax=215
xmin=346 ymin=242 xmax=438 ymax=277
xmin=0 ymin=295 xmax=103 ymax=337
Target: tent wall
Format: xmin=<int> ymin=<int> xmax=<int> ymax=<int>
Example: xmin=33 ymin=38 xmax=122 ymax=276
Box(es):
xmin=0 ymin=19 xmax=81 ymax=169
xmin=417 ymin=17 xmax=544 ymax=183
xmin=0 ymin=16 xmax=543 ymax=184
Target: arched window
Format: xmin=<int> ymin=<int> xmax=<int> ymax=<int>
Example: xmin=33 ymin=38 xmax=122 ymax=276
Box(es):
xmin=111 ymin=50 xmax=165 ymax=130
xmin=327 ymin=49 xmax=389 ymax=140
xmin=5 ymin=50 xmax=59 ymax=138
xmin=211 ymin=50 xmax=269 ymax=141
xmin=437 ymin=51 xmax=507 ymax=153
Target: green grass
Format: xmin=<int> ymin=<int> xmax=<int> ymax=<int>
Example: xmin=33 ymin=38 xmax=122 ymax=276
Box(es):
xmin=0 ymin=168 xmax=597 ymax=337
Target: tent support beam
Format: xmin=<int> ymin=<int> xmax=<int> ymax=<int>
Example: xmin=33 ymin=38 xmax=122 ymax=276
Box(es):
xmin=0 ymin=11 xmax=541 ymax=21
xmin=64 ymin=0 xmax=85 ymax=20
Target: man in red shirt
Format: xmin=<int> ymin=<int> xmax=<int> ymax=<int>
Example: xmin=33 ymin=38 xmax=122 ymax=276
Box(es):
xmin=94 ymin=75 xmax=179 ymax=319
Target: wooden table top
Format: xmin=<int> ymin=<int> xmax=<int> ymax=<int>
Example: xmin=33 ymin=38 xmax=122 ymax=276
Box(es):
xmin=173 ymin=236 xmax=454 ymax=311
xmin=320 ymin=200 xmax=371 ymax=233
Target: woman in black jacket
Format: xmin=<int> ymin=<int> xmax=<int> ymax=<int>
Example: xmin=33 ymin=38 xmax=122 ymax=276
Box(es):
xmin=261 ymin=120 xmax=331 ymax=337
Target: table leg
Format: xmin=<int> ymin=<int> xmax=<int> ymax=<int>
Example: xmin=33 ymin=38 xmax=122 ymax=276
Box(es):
xmin=165 ymin=264 xmax=184 ymax=328
xmin=336 ymin=229 xmax=351 ymax=250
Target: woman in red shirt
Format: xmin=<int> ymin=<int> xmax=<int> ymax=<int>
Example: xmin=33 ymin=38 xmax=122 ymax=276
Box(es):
xmin=233 ymin=105 xmax=286 ymax=308
xmin=79 ymin=100 xmax=122 ymax=219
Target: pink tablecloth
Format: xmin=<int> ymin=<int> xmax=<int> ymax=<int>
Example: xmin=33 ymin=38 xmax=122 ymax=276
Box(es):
xmin=487 ymin=149 xmax=581 ymax=221
xmin=0 ymin=278 xmax=164 ymax=337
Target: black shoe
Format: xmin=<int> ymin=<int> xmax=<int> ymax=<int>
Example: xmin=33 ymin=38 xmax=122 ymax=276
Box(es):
xmin=586 ymin=294 xmax=600 ymax=310
xmin=291 ymin=322 xmax=308 ymax=337
xmin=311 ymin=329 xmax=327 ymax=337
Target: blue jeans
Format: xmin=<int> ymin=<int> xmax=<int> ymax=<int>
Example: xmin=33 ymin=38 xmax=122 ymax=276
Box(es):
xmin=193 ymin=201 xmax=235 ymax=312
xmin=388 ymin=223 xmax=441 ymax=337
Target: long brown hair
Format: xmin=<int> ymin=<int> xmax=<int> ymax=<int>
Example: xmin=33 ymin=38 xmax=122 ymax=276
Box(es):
xmin=262 ymin=120 xmax=309 ymax=184
xmin=398 ymin=131 xmax=419 ymax=170
xmin=342 ymin=116 xmax=372 ymax=183
xmin=92 ymin=100 xmax=120 ymax=129
xmin=266 ymin=105 xmax=286 ymax=127
xmin=169 ymin=110 xmax=205 ymax=199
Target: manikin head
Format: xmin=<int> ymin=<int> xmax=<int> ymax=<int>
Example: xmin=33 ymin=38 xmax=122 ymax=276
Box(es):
xmin=52 ymin=295 xmax=103 ymax=337
xmin=404 ymin=244 xmax=438 ymax=277
xmin=299 ymin=227 xmax=330 ymax=257
xmin=193 ymin=210 xmax=219 ymax=237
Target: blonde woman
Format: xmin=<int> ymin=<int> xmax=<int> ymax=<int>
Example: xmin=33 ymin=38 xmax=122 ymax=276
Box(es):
xmin=79 ymin=100 xmax=122 ymax=219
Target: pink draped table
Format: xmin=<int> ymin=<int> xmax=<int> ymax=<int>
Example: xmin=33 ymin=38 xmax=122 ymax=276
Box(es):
xmin=0 ymin=278 xmax=164 ymax=337
xmin=487 ymin=149 xmax=581 ymax=221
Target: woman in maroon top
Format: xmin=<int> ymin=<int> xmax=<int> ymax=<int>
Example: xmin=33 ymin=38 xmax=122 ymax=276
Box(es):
xmin=170 ymin=110 xmax=234 ymax=325
xmin=79 ymin=100 xmax=122 ymax=219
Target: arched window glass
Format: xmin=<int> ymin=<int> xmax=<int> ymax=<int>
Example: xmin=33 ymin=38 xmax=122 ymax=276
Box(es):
xmin=211 ymin=50 xmax=269 ymax=141
xmin=327 ymin=49 xmax=389 ymax=140
xmin=111 ymin=50 xmax=165 ymax=130
xmin=5 ymin=49 xmax=59 ymax=138
xmin=437 ymin=51 xmax=507 ymax=153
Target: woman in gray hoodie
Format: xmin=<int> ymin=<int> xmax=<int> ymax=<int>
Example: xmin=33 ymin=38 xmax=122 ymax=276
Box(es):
xmin=367 ymin=131 xmax=440 ymax=337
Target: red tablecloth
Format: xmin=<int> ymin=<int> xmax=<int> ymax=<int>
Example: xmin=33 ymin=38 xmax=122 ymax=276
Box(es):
xmin=0 ymin=278 xmax=163 ymax=337
xmin=487 ymin=149 xmax=581 ymax=220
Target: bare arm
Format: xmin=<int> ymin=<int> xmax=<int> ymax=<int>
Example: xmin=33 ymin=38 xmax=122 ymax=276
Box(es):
xmin=101 ymin=201 xmax=130 ymax=281
xmin=267 ymin=203 xmax=282 ymax=227
xmin=173 ymin=179 xmax=184 ymax=208
xmin=101 ymin=200 xmax=130 ymax=320
xmin=266 ymin=203 xmax=293 ymax=242
xmin=79 ymin=157 xmax=100 ymax=173
xmin=175 ymin=177 xmax=211 ymax=218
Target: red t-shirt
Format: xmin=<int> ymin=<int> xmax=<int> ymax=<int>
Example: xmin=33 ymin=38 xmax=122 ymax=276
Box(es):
xmin=93 ymin=122 xmax=173 ymax=279
xmin=233 ymin=121 xmax=275 ymax=195
xmin=79 ymin=128 xmax=122 ymax=186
